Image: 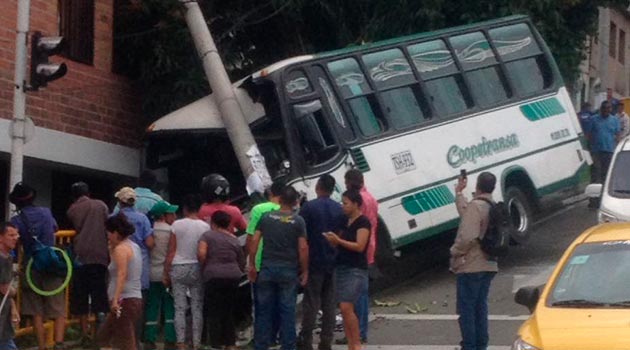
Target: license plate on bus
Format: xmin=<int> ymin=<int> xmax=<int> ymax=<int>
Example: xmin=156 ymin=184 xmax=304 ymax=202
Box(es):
xmin=391 ymin=151 xmax=416 ymax=174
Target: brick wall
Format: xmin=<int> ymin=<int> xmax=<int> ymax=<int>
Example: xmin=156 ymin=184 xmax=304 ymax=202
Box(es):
xmin=0 ymin=0 xmax=144 ymax=149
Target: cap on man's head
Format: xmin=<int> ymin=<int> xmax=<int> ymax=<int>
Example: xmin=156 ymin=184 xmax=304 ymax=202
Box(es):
xmin=9 ymin=182 xmax=36 ymax=206
xmin=115 ymin=187 xmax=136 ymax=205
xmin=149 ymin=200 xmax=178 ymax=218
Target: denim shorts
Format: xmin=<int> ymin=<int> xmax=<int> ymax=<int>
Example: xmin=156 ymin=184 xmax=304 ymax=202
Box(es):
xmin=335 ymin=266 xmax=368 ymax=304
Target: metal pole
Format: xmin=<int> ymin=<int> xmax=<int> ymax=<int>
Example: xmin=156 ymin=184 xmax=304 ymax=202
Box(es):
xmin=179 ymin=0 xmax=271 ymax=194
xmin=7 ymin=0 xmax=31 ymax=219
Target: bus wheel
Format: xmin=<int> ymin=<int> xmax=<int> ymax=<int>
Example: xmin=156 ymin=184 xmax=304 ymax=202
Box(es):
xmin=505 ymin=187 xmax=533 ymax=244
xmin=375 ymin=217 xmax=396 ymax=268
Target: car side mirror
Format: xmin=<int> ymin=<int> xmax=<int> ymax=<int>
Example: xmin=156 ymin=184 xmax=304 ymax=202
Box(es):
xmin=515 ymin=286 xmax=541 ymax=313
xmin=585 ymin=184 xmax=603 ymax=198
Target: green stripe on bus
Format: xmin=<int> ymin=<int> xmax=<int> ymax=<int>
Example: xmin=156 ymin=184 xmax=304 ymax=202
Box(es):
xmin=401 ymin=184 xmax=455 ymax=215
xmin=350 ymin=148 xmax=370 ymax=173
xmin=520 ymin=97 xmax=565 ymax=121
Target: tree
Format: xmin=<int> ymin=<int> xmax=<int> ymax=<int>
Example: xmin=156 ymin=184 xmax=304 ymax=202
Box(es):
xmin=113 ymin=0 xmax=629 ymax=120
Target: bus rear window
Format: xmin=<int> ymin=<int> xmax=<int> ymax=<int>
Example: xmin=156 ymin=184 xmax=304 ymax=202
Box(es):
xmin=488 ymin=23 xmax=542 ymax=61
xmin=489 ymin=23 xmax=552 ymax=96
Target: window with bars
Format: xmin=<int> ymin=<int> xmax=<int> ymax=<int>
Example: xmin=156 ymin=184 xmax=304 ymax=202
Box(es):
xmin=58 ymin=0 xmax=94 ymax=65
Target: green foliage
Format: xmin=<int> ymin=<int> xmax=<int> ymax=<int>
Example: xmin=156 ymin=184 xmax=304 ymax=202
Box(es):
xmin=114 ymin=0 xmax=629 ymax=120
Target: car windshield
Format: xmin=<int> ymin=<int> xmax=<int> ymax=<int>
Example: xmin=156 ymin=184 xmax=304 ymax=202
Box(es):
xmin=548 ymin=241 xmax=630 ymax=307
xmin=608 ymin=151 xmax=630 ymax=198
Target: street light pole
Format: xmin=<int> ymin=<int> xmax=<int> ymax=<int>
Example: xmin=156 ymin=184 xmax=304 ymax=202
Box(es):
xmin=7 ymin=0 xmax=31 ymax=219
xmin=179 ymin=0 xmax=271 ymax=194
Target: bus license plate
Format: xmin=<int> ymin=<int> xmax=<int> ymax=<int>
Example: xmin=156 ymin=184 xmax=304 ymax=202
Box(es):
xmin=391 ymin=151 xmax=416 ymax=174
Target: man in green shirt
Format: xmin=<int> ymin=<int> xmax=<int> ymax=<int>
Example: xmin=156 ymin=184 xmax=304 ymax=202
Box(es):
xmin=246 ymin=182 xmax=284 ymax=272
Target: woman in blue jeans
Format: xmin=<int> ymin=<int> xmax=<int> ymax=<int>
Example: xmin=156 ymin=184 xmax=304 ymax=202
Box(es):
xmin=324 ymin=190 xmax=371 ymax=350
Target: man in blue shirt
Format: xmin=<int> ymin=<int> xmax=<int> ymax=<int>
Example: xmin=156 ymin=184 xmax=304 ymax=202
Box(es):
xmin=587 ymin=101 xmax=621 ymax=185
xmin=9 ymin=182 xmax=66 ymax=350
xmin=297 ymin=175 xmax=344 ymax=350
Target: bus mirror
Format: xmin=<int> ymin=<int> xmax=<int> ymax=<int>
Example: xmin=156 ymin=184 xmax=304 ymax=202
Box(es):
xmin=585 ymin=184 xmax=603 ymax=198
xmin=292 ymin=101 xmax=326 ymax=151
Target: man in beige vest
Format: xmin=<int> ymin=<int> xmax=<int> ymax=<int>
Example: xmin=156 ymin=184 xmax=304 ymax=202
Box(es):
xmin=450 ymin=172 xmax=498 ymax=350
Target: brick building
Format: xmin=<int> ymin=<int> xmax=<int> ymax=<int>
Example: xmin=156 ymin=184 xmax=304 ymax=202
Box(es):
xmin=0 ymin=0 xmax=145 ymax=223
xmin=576 ymin=7 xmax=630 ymax=108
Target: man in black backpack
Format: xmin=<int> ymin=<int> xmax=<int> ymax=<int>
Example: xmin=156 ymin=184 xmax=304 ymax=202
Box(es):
xmin=450 ymin=172 xmax=498 ymax=350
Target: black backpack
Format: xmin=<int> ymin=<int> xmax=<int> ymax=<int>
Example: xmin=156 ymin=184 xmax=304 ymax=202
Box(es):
xmin=475 ymin=198 xmax=513 ymax=258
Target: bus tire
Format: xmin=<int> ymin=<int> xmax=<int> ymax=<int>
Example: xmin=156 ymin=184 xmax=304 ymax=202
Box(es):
xmin=505 ymin=186 xmax=533 ymax=244
xmin=375 ymin=216 xmax=396 ymax=268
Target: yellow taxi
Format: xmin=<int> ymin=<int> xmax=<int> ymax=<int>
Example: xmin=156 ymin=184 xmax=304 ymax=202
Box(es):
xmin=513 ymin=223 xmax=630 ymax=350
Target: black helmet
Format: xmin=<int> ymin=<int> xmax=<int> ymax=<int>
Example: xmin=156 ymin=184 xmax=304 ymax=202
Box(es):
xmin=201 ymin=173 xmax=230 ymax=202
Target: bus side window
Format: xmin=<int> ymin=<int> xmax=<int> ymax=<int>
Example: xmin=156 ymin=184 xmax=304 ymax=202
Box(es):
xmin=449 ymin=31 xmax=510 ymax=108
xmin=327 ymin=58 xmax=387 ymax=137
xmin=362 ymin=48 xmax=431 ymax=129
xmin=407 ymin=40 xmax=472 ymax=117
xmin=292 ymin=100 xmax=339 ymax=167
xmin=489 ymin=23 xmax=553 ymax=96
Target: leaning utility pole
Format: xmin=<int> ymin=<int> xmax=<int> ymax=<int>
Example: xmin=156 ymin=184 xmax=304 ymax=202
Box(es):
xmin=7 ymin=0 xmax=31 ymax=219
xmin=179 ymin=0 xmax=271 ymax=194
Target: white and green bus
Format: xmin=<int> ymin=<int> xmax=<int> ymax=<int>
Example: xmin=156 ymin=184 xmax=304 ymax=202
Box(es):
xmin=147 ymin=15 xmax=590 ymax=256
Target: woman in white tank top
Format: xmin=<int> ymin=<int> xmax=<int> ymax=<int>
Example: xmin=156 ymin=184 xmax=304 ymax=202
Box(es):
xmin=96 ymin=213 xmax=143 ymax=350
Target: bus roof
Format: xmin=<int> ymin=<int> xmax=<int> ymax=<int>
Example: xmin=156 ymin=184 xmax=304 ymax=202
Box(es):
xmin=147 ymin=15 xmax=530 ymax=135
xmin=314 ymin=14 xmax=529 ymax=60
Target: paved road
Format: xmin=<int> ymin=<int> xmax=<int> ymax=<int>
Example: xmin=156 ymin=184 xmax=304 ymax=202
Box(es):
xmin=343 ymin=199 xmax=598 ymax=350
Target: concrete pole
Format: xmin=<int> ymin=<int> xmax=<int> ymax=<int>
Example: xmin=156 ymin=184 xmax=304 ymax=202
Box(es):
xmin=179 ymin=0 xmax=271 ymax=194
xmin=7 ymin=0 xmax=31 ymax=219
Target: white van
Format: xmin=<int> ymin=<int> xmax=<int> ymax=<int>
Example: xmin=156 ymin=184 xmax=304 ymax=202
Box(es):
xmin=585 ymin=136 xmax=630 ymax=222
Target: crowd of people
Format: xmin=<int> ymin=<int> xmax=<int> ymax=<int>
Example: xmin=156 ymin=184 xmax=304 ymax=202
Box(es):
xmin=0 ymin=168 xmax=380 ymax=350
xmin=578 ymin=91 xmax=629 ymax=208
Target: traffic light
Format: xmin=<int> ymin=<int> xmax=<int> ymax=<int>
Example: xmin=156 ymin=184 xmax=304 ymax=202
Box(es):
xmin=29 ymin=31 xmax=67 ymax=91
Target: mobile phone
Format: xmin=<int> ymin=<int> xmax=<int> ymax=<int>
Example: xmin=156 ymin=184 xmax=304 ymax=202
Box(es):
xmin=460 ymin=169 xmax=467 ymax=179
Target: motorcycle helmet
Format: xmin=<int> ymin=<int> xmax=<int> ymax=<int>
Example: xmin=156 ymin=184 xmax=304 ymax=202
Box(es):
xmin=201 ymin=173 xmax=230 ymax=202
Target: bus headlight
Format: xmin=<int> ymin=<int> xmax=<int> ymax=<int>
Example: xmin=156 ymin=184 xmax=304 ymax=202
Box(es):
xmin=598 ymin=210 xmax=619 ymax=223
xmin=512 ymin=337 xmax=540 ymax=350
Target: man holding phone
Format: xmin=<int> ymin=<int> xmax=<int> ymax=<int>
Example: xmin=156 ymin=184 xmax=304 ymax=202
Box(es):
xmin=450 ymin=171 xmax=498 ymax=350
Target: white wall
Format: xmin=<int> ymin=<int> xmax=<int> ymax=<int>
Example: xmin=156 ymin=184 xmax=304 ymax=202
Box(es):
xmin=0 ymin=118 xmax=140 ymax=177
